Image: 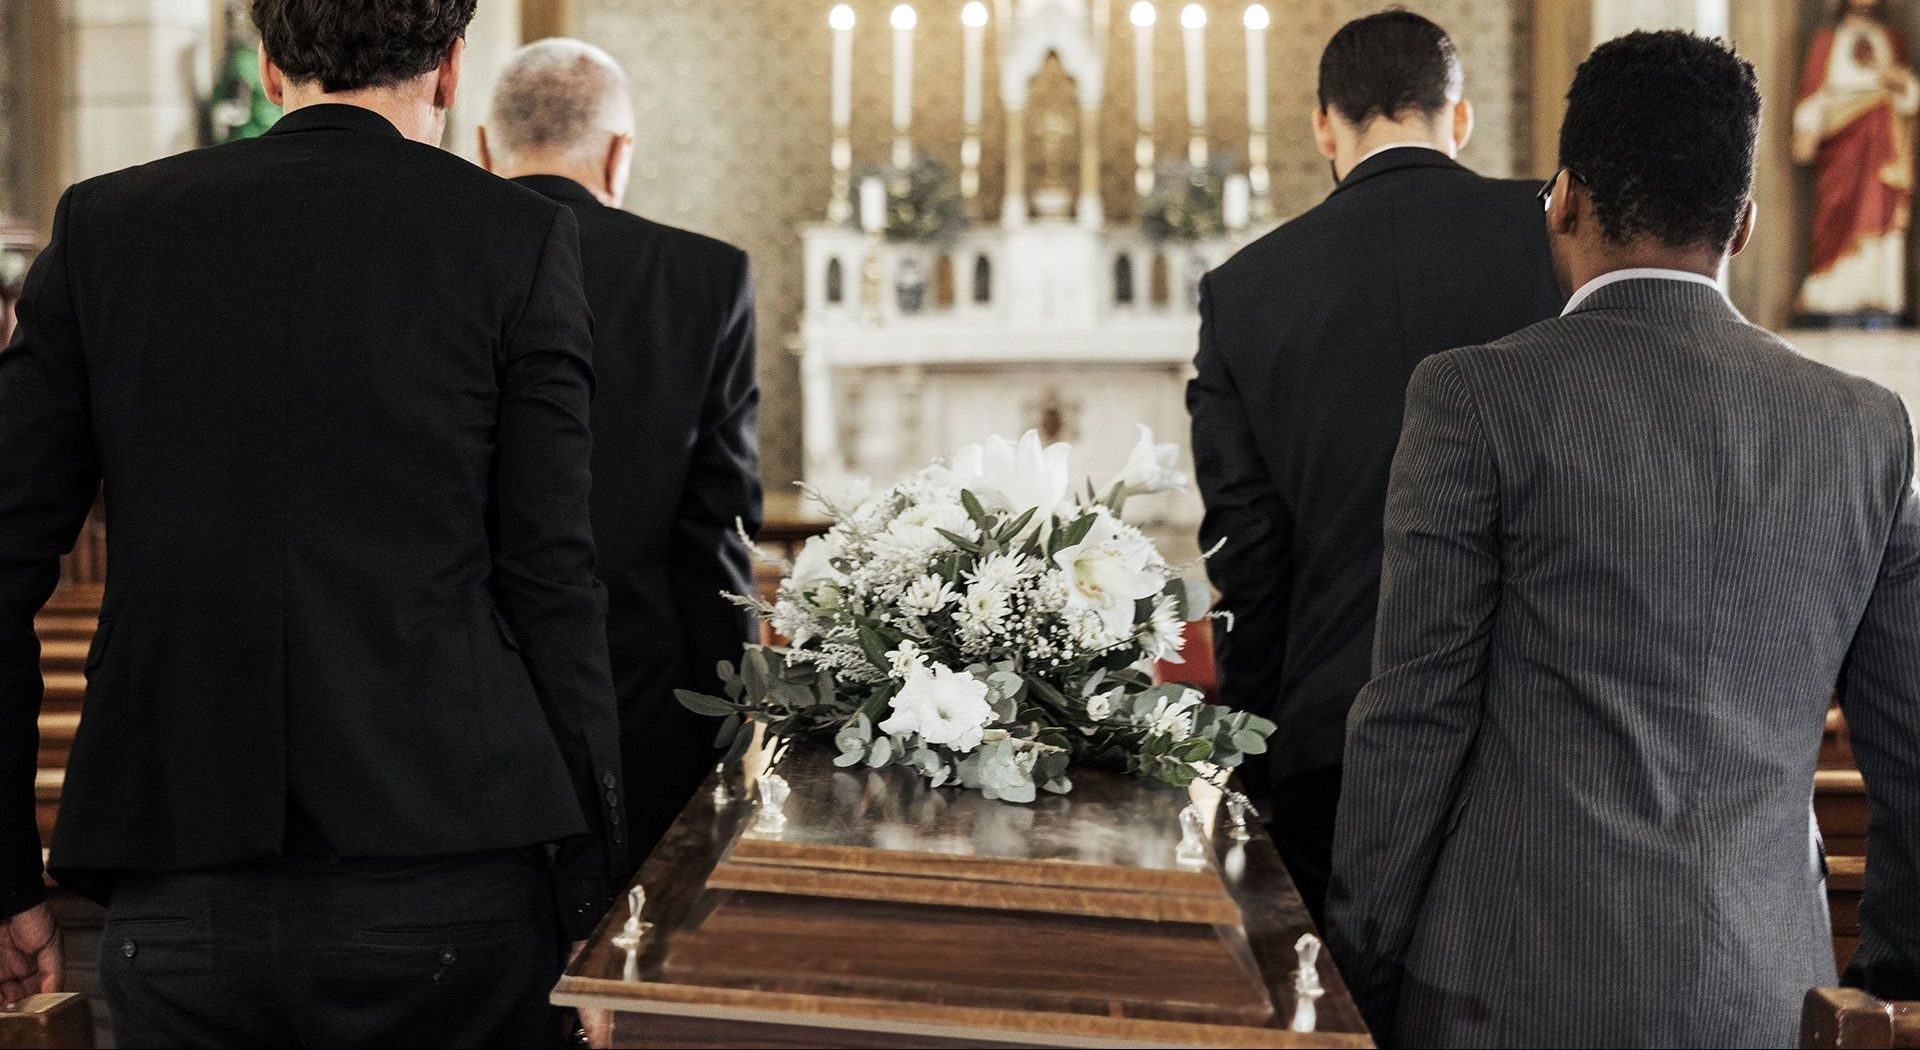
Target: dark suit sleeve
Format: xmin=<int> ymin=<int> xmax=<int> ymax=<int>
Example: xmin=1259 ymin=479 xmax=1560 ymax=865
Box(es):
xmin=671 ymin=254 xmax=762 ymax=689
xmin=0 ymin=191 xmax=100 ymax=919
xmin=1839 ymin=404 xmax=1920 ymax=1000
xmin=1187 ymin=273 xmax=1293 ymax=714
xmin=1326 ymin=354 xmax=1499 ymax=1036
xmin=492 ymin=209 xmax=623 ymax=941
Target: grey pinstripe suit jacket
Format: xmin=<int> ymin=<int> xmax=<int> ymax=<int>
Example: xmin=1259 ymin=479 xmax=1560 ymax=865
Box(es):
xmin=1326 ymin=278 xmax=1920 ymax=1048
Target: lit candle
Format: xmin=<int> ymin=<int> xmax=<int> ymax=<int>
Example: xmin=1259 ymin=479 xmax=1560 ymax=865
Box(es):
xmin=1130 ymin=2 xmax=1155 ymax=132
xmin=1243 ymin=5 xmax=1268 ymax=132
xmin=1224 ymin=173 xmax=1250 ymax=230
xmin=830 ymin=5 xmax=855 ymax=131
xmin=860 ymin=175 xmax=888 ymax=234
xmin=962 ymin=2 xmax=988 ymax=129
xmin=892 ymin=5 xmax=917 ymax=138
xmin=1181 ymin=4 xmax=1207 ymax=132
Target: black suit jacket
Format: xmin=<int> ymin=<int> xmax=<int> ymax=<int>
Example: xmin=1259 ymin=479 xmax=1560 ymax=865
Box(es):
xmin=513 ymin=177 xmax=761 ymax=873
xmin=0 ymin=105 xmax=623 ymax=938
xmin=1187 ymin=148 xmax=1563 ymax=782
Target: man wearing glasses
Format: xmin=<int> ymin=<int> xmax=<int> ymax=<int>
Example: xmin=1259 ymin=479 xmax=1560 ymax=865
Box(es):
xmin=1185 ymin=9 xmax=1561 ymax=924
xmin=1330 ymin=31 xmax=1920 ymax=1047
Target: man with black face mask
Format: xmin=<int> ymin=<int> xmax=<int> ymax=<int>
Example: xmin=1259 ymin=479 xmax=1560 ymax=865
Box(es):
xmin=1186 ymin=9 xmax=1562 ymax=925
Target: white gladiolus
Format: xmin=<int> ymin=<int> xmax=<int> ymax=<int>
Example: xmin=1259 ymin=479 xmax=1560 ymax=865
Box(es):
xmin=789 ymin=534 xmax=844 ymax=591
xmin=1052 ymin=511 xmax=1166 ymax=644
xmin=879 ymin=663 xmax=995 ymax=752
xmin=1113 ymin=423 xmax=1190 ymax=494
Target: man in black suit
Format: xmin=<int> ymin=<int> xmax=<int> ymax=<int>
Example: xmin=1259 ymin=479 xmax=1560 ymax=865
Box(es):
xmin=1186 ymin=10 xmax=1562 ymax=924
xmin=481 ymin=39 xmax=762 ymax=873
xmin=0 ymin=2 xmax=621 ymax=1044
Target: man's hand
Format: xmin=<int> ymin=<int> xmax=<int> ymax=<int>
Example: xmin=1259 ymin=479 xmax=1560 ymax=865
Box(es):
xmin=0 ymin=902 xmax=59 ymax=1005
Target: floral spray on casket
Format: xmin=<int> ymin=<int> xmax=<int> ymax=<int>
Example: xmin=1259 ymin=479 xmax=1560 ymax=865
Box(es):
xmin=677 ymin=427 xmax=1276 ymax=802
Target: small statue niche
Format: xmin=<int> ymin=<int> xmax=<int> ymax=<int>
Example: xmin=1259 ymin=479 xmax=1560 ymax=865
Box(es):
xmin=934 ymin=254 xmax=956 ymax=309
xmin=1113 ymin=254 xmax=1135 ymax=306
xmin=825 ymin=257 xmax=845 ymax=305
xmin=1149 ymin=252 xmax=1171 ymax=308
xmin=973 ymin=254 xmax=993 ymax=304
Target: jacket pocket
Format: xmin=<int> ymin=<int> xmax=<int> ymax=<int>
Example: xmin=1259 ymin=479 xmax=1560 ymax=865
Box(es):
xmin=84 ymin=617 xmax=114 ymax=675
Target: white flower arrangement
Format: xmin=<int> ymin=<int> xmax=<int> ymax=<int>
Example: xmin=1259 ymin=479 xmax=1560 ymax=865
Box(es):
xmin=678 ymin=428 xmax=1275 ymax=802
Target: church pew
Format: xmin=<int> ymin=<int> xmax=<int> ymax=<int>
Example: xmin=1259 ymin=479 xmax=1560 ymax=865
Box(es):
xmin=1828 ymin=856 xmax=1865 ymax=971
xmin=33 ymin=769 xmax=60 ymax=843
xmin=1801 ymin=987 xmax=1920 ymax=1049
xmin=1817 ymin=769 xmax=1870 ymax=858
xmin=35 ymin=712 xmax=77 ymax=768
xmin=1824 ymin=707 xmax=1853 ymax=770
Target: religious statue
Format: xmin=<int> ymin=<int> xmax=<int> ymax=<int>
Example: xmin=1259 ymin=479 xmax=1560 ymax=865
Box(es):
xmin=1793 ymin=0 xmax=1920 ymax=323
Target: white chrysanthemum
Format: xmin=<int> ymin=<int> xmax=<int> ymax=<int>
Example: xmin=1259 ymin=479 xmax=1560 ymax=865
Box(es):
xmin=1145 ymin=689 xmax=1203 ymax=739
xmin=957 ymin=581 xmax=1013 ymax=636
xmin=1143 ymin=592 xmax=1187 ymax=664
xmin=888 ymin=639 xmax=930 ymax=679
xmin=899 ymin=575 xmax=958 ymax=617
xmin=968 ymin=551 xmax=1033 ymax=592
xmin=878 ymin=663 xmax=995 ymax=752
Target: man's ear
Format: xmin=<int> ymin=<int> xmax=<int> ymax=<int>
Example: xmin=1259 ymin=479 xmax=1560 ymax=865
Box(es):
xmin=476 ymin=125 xmax=495 ymax=173
xmin=1312 ymin=106 xmax=1337 ymax=162
xmin=1548 ymin=169 xmax=1580 ymax=238
xmin=433 ymin=37 xmax=466 ymax=111
xmin=1450 ymin=98 xmax=1474 ymax=155
xmin=259 ymin=45 xmax=286 ymax=106
xmin=603 ymin=133 xmax=636 ymax=205
xmin=1728 ymin=197 xmax=1757 ymax=257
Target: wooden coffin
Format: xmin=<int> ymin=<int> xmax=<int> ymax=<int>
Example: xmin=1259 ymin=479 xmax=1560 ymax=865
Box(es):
xmin=554 ymin=743 xmax=1374 ymax=1048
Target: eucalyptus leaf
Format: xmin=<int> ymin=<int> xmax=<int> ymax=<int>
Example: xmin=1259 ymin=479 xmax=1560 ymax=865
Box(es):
xmin=676 ymin=689 xmax=738 ymax=717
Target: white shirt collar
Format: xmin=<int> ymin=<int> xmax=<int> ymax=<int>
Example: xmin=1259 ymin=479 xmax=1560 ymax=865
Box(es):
xmin=1352 ymin=142 xmax=1448 ymax=169
xmin=1560 ymin=267 xmax=1726 ymax=316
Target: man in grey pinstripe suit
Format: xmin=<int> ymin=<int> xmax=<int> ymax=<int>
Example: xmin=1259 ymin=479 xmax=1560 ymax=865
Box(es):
xmin=1328 ymin=31 xmax=1920 ymax=1049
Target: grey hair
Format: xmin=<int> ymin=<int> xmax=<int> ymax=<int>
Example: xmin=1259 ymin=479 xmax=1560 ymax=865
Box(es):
xmin=488 ymin=38 xmax=633 ymax=169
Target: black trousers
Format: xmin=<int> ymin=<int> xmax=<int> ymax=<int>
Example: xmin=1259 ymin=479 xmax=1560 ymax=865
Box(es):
xmin=1242 ymin=763 xmax=1344 ymax=930
xmin=100 ymin=849 xmax=565 ymax=1049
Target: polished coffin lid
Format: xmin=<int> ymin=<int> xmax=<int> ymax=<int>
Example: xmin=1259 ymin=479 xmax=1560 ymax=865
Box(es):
xmin=554 ymin=742 xmax=1373 ymax=1048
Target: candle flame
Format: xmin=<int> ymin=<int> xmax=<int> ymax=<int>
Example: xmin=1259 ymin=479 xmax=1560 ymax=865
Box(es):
xmin=1130 ymin=1 xmax=1156 ymax=27
xmin=1243 ymin=4 xmax=1269 ymax=30
xmin=963 ymin=1 xmax=989 ymax=27
xmin=1180 ymin=4 xmax=1206 ymax=30
xmin=829 ymin=4 xmax=855 ymax=31
xmin=891 ymin=4 xmax=918 ymax=31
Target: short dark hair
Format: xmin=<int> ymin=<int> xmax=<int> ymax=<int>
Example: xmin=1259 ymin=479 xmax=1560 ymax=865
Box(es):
xmin=251 ymin=0 xmax=478 ymax=93
xmin=1559 ymin=31 xmax=1760 ymax=251
xmin=1317 ymin=10 xmax=1463 ymax=128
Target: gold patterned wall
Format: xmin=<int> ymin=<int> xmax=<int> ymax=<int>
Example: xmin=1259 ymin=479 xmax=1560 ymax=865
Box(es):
xmin=544 ymin=1 xmax=1532 ymax=487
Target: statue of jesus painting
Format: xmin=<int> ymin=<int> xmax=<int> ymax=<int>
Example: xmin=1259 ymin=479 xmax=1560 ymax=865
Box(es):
xmin=1794 ymin=0 xmax=1920 ymax=322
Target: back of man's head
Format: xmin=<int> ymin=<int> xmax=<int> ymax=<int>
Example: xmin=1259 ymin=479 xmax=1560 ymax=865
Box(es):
xmin=487 ymin=39 xmax=633 ymax=174
xmin=1317 ymin=10 xmax=1463 ymax=128
xmin=251 ymin=0 xmax=477 ymax=94
xmin=1560 ymin=31 xmax=1760 ymax=252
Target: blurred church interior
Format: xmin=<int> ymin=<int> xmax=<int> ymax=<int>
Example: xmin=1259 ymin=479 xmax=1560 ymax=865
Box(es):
xmin=0 ymin=1 xmax=1900 ymax=1043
